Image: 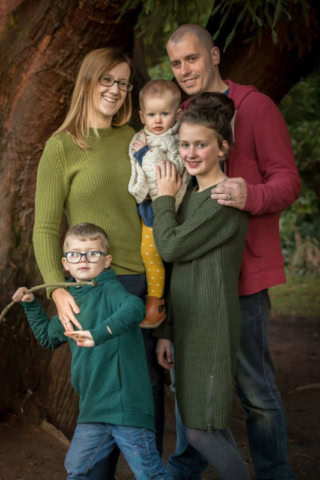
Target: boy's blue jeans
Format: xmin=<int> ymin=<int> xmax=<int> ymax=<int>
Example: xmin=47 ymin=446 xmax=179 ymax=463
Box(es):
xmin=167 ymin=290 xmax=294 ymax=480
xmin=65 ymin=423 xmax=170 ymax=479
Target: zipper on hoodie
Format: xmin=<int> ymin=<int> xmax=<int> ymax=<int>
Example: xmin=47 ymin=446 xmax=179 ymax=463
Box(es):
xmin=207 ymin=374 xmax=214 ymax=432
xmin=117 ymin=356 xmax=122 ymax=388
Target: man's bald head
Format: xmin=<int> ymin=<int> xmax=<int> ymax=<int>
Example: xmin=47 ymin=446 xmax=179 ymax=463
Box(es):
xmin=167 ymin=24 xmax=214 ymax=52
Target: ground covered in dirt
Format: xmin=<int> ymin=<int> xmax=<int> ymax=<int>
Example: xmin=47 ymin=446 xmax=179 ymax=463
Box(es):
xmin=0 ymin=313 xmax=319 ymax=479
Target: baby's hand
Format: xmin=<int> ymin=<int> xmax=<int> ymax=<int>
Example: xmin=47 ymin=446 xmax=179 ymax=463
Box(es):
xmin=132 ymin=131 xmax=147 ymax=152
xmin=65 ymin=330 xmax=95 ymax=348
xmin=12 ymin=287 xmax=34 ymax=303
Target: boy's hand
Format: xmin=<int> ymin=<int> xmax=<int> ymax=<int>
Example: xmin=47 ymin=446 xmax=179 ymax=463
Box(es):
xmin=156 ymin=161 xmax=181 ymax=197
xmin=65 ymin=330 xmax=95 ymax=348
xmin=12 ymin=287 xmax=34 ymax=303
xmin=132 ymin=131 xmax=147 ymax=152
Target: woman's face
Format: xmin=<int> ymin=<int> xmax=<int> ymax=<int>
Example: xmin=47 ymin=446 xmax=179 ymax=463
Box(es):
xmin=91 ymin=62 xmax=130 ymax=128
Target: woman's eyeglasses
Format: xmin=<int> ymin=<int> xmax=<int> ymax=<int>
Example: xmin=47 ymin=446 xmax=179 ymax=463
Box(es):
xmin=99 ymin=75 xmax=133 ymax=92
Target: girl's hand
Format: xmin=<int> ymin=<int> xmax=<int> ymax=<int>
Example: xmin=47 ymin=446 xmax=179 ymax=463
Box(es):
xmin=52 ymin=288 xmax=82 ymax=332
xmin=12 ymin=287 xmax=34 ymax=303
xmin=156 ymin=161 xmax=181 ymax=197
xmin=156 ymin=338 xmax=174 ymax=370
xmin=65 ymin=330 xmax=95 ymax=348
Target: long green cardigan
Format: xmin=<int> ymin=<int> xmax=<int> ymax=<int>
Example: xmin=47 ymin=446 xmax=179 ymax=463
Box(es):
xmin=153 ymin=187 xmax=248 ymax=430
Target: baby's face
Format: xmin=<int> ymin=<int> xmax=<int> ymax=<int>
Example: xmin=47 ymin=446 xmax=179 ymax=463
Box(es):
xmin=139 ymin=94 xmax=179 ymax=135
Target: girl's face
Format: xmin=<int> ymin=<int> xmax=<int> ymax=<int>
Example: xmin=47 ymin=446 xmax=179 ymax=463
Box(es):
xmin=179 ymin=122 xmax=227 ymax=178
xmin=91 ymin=62 xmax=130 ymax=128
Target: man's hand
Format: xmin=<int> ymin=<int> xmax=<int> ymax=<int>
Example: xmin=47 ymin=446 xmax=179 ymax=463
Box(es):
xmin=156 ymin=161 xmax=181 ymax=197
xmin=65 ymin=330 xmax=95 ymax=347
xmin=12 ymin=287 xmax=34 ymax=303
xmin=211 ymin=177 xmax=247 ymax=210
xmin=156 ymin=338 xmax=174 ymax=370
xmin=52 ymin=288 xmax=82 ymax=332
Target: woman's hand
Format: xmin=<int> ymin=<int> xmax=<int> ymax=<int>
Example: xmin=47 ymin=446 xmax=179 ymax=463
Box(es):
xmin=156 ymin=338 xmax=174 ymax=370
xmin=52 ymin=288 xmax=82 ymax=331
xmin=65 ymin=330 xmax=94 ymax=348
xmin=156 ymin=161 xmax=181 ymax=197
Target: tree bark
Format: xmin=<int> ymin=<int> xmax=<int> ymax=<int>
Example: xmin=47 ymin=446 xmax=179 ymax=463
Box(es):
xmin=0 ymin=0 xmax=139 ymax=430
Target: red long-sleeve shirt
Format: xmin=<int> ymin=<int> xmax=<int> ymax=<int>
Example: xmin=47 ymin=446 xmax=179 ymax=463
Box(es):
xmin=225 ymin=80 xmax=300 ymax=295
xmin=183 ymin=81 xmax=301 ymax=295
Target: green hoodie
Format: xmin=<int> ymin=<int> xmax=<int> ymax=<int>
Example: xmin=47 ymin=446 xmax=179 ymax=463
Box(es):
xmin=22 ymin=269 xmax=154 ymax=431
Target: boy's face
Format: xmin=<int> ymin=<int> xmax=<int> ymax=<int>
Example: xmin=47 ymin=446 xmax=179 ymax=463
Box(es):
xmin=62 ymin=237 xmax=112 ymax=282
xmin=139 ymin=94 xmax=179 ymax=135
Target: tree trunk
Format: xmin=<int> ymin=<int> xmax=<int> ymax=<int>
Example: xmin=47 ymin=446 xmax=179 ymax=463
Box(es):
xmin=0 ymin=0 xmax=139 ymax=431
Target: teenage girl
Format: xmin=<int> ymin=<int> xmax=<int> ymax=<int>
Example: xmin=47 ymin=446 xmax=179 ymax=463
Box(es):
xmin=153 ymin=92 xmax=250 ymax=480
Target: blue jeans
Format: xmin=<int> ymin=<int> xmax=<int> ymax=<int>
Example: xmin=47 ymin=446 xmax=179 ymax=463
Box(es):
xmin=103 ymin=274 xmax=165 ymax=478
xmin=168 ymin=290 xmax=293 ymax=480
xmin=65 ymin=423 xmax=170 ymax=479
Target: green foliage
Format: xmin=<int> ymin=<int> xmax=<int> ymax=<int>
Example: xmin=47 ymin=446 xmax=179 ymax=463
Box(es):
xmin=120 ymin=0 xmax=213 ymax=46
xmin=120 ymin=0 xmax=311 ymax=54
xmin=210 ymin=0 xmax=309 ymax=51
xmin=279 ymin=72 xmax=320 ymax=274
xmin=269 ymin=274 xmax=320 ymax=317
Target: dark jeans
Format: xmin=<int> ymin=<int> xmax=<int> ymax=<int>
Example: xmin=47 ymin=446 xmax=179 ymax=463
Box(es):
xmin=168 ymin=290 xmax=293 ymax=480
xmin=103 ymin=273 xmax=165 ymax=479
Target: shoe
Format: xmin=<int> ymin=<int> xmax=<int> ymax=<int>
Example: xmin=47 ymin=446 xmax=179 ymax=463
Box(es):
xmin=140 ymin=296 xmax=166 ymax=329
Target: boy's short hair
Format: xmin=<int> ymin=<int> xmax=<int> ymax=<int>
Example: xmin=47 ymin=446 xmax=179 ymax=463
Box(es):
xmin=63 ymin=223 xmax=110 ymax=252
xmin=139 ymin=79 xmax=181 ymax=111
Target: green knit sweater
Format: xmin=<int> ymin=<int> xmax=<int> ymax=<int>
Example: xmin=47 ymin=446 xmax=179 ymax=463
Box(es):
xmin=153 ymin=187 xmax=248 ymax=431
xmin=33 ymin=127 xmax=144 ymax=286
xmin=22 ymin=269 xmax=154 ymax=430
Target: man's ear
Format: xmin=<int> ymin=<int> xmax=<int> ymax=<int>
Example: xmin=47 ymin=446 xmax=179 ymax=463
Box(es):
xmin=139 ymin=110 xmax=146 ymax=125
xmin=210 ymin=46 xmax=220 ymax=66
xmin=62 ymin=256 xmax=70 ymax=272
xmin=104 ymin=254 xmax=112 ymax=269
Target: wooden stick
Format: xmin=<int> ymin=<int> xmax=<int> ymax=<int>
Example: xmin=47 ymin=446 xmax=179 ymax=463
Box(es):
xmin=0 ymin=281 xmax=97 ymax=323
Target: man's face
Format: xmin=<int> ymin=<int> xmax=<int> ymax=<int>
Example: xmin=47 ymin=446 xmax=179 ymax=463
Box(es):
xmin=167 ymin=32 xmax=219 ymax=96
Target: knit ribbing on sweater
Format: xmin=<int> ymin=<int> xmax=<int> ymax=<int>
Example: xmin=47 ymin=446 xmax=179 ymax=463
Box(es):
xmin=33 ymin=127 xmax=144 ymax=286
xmin=153 ymin=188 xmax=248 ymax=430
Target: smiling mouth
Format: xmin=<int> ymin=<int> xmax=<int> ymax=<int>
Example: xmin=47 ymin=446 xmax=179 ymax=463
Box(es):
xmin=101 ymin=95 xmax=118 ymax=103
xmin=182 ymin=76 xmax=199 ymax=86
xmin=186 ymin=160 xmax=201 ymax=167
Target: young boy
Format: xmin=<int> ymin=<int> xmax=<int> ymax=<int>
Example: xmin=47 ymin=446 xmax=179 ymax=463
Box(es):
xmin=12 ymin=222 xmax=170 ymax=480
xmin=128 ymin=79 xmax=189 ymax=328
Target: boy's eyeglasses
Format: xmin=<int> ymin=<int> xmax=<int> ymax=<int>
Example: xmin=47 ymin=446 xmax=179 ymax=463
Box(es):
xmin=98 ymin=75 xmax=133 ymax=92
xmin=64 ymin=251 xmax=107 ymax=264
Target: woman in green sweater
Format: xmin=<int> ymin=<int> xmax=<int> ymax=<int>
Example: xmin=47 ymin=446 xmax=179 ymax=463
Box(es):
xmin=153 ymin=93 xmax=250 ymax=479
xmin=33 ymin=48 xmax=164 ymax=472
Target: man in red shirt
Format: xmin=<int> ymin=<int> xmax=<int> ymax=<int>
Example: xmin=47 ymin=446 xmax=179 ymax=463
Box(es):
xmin=159 ymin=24 xmax=300 ymax=480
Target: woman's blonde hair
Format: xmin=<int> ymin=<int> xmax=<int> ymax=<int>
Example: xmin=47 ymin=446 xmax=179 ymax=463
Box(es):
xmin=54 ymin=47 xmax=134 ymax=149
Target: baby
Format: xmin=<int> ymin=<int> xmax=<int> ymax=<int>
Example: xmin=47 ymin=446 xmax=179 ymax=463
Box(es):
xmin=128 ymin=79 xmax=189 ymax=328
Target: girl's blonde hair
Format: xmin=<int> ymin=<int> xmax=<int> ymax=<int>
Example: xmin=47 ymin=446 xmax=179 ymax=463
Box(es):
xmin=54 ymin=47 xmax=134 ymax=149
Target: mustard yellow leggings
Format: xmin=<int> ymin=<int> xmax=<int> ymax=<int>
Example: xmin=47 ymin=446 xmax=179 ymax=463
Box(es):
xmin=141 ymin=221 xmax=165 ymax=298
